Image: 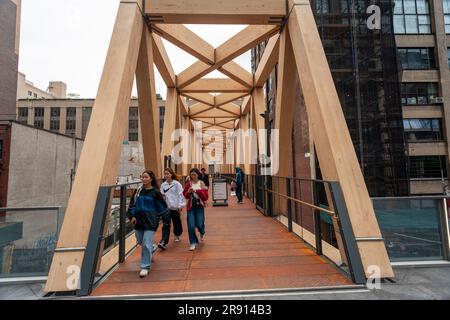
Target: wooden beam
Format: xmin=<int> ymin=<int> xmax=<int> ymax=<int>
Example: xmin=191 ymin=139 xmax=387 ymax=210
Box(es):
xmin=178 ymin=95 xmax=189 ymax=115
xmin=215 ymin=92 xmax=249 ymax=107
xmin=181 ymin=115 xmax=192 ymax=176
xmin=161 ymin=88 xmax=178 ymax=159
xmin=136 ymin=25 xmax=162 ymax=176
xmin=190 ymin=103 xmax=215 ymax=117
xmin=145 ymin=0 xmax=286 ymax=25
xmin=215 ymin=25 xmax=279 ymax=65
xmin=181 ymin=92 xmax=215 ymax=106
xmin=216 ymin=105 xmax=241 ymax=117
xmin=152 ymin=24 xmax=215 ymax=64
xmin=180 ymin=78 xmax=250 ymax=93
xmin=252 ymin=87 xmax=266 ymax=158
xmin=288 ymin=3 xmax=394 ymax=278
xmin=219 ymin=62 xmax=253 ymax=88
xmin=152 ymin=33 xmax=176 ymax=87
xmin=192 ymin=115 xmax=239 ymax=119
xmin=45 ymin=2 xmax=143 ymax=293
xmin=241 ymin=95 xmax=252 ymax=115
xmin=255 ymin=34 xmax=280 ymax=87
xmin=192 ymin=107 xmax=241 ymax=118
xmin=178 ymin=25 xmax=279 ymax=87
xmin=274 ymin=28 xmax=296 ymax=177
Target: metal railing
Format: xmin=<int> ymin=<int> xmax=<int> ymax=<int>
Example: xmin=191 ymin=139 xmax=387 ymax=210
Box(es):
xmin=0 ymin=206 xmax=64 ymax=279
xmin=222 ymin=173 xmax=367 ymax=284
xmin=77 ymin=181 xmax=143 ymax=296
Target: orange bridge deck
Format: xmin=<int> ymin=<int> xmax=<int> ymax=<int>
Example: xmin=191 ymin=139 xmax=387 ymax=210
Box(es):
xmin=92 ymin=197 xmax=352 ymax=297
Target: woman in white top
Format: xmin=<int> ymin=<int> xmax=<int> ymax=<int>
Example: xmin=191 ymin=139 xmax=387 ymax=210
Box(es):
xmin=159 ymin=168 xmax=186 ymax=249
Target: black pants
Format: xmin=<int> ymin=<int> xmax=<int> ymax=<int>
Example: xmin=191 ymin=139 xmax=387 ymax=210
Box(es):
xmin=161 ymin=209 xmax=183 ymax=244
xmin=236 ymin=184 xmax=243 ymax=202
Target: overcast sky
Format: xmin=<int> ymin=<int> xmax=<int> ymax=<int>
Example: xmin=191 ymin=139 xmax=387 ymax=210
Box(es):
xmin=18 ymin=0 xmax=252 ymax=100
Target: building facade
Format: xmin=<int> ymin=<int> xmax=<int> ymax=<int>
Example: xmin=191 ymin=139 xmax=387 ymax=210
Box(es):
xmin=17 ymin=72 xmax=67 ymax=100
xmin=0 ymin=0 xmax=21 ymax=122
xmin=252 ymin=0 xmax=450 ymax=196
xmin=17 ymin=97 xmax=166 ymax=142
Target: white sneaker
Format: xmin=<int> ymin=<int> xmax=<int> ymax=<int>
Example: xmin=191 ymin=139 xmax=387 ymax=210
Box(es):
xmin=189 ymin=244 xmax=197 ymax=251
xmin=174 ymin=236 xmax=180 ymax=242
xmin=139 ymin=269 xmax=149 ymax=278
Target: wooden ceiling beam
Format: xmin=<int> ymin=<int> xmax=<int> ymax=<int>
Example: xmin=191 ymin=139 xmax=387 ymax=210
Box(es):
xmin=178 ymin=25 xmax=279 ymax=88
xmin=152 ymin=24 xmax=215 ymax=64
xmin=152 ymin=33 xmax=176 ymax=87
xmin=180 ymin=78 xmax=250 ymax=93
xmin=255 ymin=34 xmax=280 ymax=87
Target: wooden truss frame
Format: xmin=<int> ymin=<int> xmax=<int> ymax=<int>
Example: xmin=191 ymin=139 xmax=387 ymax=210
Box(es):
xmin=45 ymin=0 xmax=394 ymax=293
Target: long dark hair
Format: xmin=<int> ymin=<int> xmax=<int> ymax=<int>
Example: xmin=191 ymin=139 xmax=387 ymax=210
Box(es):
xmin=164 ymin=167 xmax=178 ymax=181
xmin=142 ymin=170 xmax=160 ymax=189
xmin=190 ymin=168 xmax=202 ymax=178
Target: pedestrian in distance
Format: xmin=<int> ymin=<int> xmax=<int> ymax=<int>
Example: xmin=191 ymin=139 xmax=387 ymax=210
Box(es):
xmin=235 ymin=167 xmax=245 ymax=204
xmin=127 ymin=171 xmax=169 ymax=278
xmin=201 ymin=168 xmax=210 ymax=189
xmin=160 ymin=168 xmax=186 ymax=247
xmin=183 ymin=168 xmax=209 ymax=251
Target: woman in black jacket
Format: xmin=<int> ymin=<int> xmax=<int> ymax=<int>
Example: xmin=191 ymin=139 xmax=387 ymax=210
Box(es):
xmin=127 ymin=171 xmax=169 ymax=278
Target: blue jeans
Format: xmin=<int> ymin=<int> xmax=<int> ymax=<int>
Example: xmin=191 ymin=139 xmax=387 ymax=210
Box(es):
xmin=187 ymin=206 xmax=205 ymax=245
xmin=135 ymin=230 xmax=155 ymax=270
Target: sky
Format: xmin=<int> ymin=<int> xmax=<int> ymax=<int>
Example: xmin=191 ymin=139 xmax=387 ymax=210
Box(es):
xmin=18 ymin=0 xmax=252 ymax=100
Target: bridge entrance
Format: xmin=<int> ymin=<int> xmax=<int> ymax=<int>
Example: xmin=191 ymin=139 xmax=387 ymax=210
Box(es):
xmin=44 ymin=0 xmax=394 ymax=296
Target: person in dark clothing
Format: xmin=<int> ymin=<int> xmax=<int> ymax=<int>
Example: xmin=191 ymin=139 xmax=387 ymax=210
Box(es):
xmin=201 ymin=168 xmax=210 ymax=188
xmin=127 ymin=171 xmax=169 ymax=278
xmin=235 ymin=167 xmax=244 ymax=204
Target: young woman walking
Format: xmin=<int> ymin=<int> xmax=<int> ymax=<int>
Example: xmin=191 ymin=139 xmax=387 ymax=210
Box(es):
xmin=183 ymin=168 xmax=209 ymax=251
xmin=160 ymin=168 xmax=186 ymax=248
xmin=127 ymin=171 xmax=169 ymax=278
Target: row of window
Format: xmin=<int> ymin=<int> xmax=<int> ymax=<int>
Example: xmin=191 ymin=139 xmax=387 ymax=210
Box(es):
xmin=397 ymin=47 xmax=450 ymax=70
xmin=16 ymin=107 xmax=163 ymax=142
xmin=409 ymin=156 xmax=448 ymax=178
xmin=315 ymin=0 xmax=450 ymax=35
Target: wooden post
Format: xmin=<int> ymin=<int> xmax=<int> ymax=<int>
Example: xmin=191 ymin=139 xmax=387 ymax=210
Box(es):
xmin=161 ymin=88 xmax=178 ymax=173
xmin=136 ymin=26 xmax=162 ymax=176
xmin=45 ymin=1 xmax=144 ymax=292
xmin=287 ymin=2 xmax=394 ymax=278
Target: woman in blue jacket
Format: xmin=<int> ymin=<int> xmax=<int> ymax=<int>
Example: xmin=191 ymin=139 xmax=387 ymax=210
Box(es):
xmin=127 ymin=171 xmax=169 ymax=278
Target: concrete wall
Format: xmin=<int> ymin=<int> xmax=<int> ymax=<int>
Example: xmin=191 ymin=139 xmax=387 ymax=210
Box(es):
xmin=7 ymin=122 xmax=83 ymax=207
xmin=0 ymin=0 xmax=20 ymax=121
xmin=118 ymin=141 xmax=145 ymax=180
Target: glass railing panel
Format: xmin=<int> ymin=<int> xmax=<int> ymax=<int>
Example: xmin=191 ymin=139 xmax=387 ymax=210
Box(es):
xmin=0 ymin=208 xmax=62 ymax=278
xmin=373 ymin=198 xmax=445 ymax=262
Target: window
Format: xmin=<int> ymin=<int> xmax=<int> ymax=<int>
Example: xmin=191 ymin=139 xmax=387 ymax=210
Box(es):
xmin=128 ymin=107 xmax=139 ymax=142
xmin=398 ymin=48 xmax=435 ymax=70
xmin=50 ymin=107 xmax=60 ymax=132
xmin=82 ymin=107 xmax=92 ymax=139
xmin=315 ymin=0 xmax=329 ymax=13
xmin=18 ymin=107 xmax=28 ymax=124
xmin=403 ymin=119 xmax=443 ymax=141
xmin=66 ymin=107 xmax=76 ymax=136
xmin=28 ymin=91 xmax=32 ymax=97
xmin=444 ymin=0 xmax=450 ymax=33
xmin=33 ymin=93 xmax=37 ymax=98
xmin=448 ymin=48 xmax=450 ymax=68
xmin=394 ymin=0 xmax=431 ymax=34
xmin=409 ymin=156 xmax=447 ymax=178
xmin=401 ymin=83 xmax=438 ymax=105
xmin=34 ymin=108 xmax=44 ymax=129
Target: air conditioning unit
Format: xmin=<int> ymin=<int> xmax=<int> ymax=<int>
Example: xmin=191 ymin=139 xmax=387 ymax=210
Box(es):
xmin=432 ymin=97 xmax=444 ymax=104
